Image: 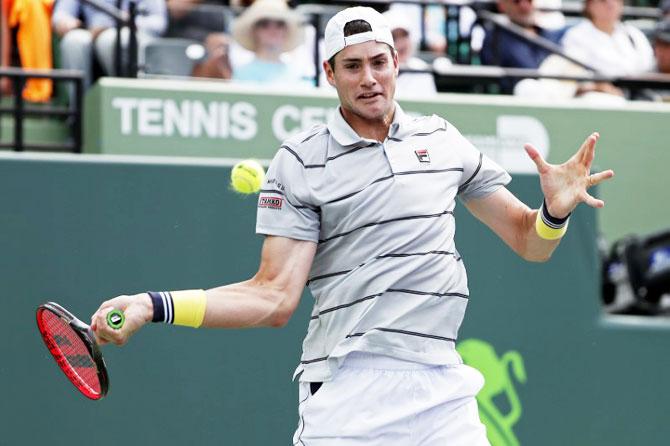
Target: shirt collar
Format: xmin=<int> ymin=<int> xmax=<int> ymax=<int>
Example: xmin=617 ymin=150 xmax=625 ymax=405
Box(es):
xmin=327 ymin=101 xmax=410 ymax=146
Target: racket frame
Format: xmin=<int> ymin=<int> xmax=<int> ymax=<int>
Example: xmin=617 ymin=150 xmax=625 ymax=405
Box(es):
xmin=36 ymin=301 xmax=110 ymax=400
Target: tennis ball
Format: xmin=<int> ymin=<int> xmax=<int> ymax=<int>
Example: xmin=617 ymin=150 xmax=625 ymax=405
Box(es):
xmin=231 ymin=159 xmax=265 ymax=194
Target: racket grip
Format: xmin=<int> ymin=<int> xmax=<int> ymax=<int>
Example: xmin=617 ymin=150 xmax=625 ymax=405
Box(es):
xmin=106 ymin=309 xmax=125 ymax=330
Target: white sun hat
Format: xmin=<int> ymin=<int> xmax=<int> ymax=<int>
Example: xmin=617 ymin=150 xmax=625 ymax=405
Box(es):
xmin=232 ymin=0 xmax=305 ymax=52
xmin=323 ymin=6 xmax=395 ymax=61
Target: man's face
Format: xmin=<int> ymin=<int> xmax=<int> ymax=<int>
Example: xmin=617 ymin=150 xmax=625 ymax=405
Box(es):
xmin=324 ymin=41 xmax=399 ymax=122
xmin=498 ymin=0 xmax=535 ymax=27
xmin=655 ymin=40 xmax=670 ymax=74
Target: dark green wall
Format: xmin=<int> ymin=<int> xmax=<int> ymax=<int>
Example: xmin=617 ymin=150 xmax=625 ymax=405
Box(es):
xmin=1 ymin=154 xmax=668 ymax=445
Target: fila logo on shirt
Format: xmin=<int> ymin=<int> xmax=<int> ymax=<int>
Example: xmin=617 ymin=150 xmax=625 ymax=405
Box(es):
xmin=414 ymin=149 xmax=431 ymax=163
xmin=259 ymin=195 xmax=283 ymax=210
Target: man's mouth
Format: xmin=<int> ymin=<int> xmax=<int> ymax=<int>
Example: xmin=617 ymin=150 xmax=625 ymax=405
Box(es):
xmin=358 ymin=92 xmax=382 ymax=100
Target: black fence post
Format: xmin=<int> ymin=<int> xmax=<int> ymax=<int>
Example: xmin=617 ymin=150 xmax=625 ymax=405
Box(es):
xmin=74 ymin=76 xmax=83 ymax=153
xmin=13 ymin=77 xmax=24 ymax=151
xmin=128 ymin=0 xmax=138 ymax=77
xmin=115 ymin=0 xmax=123 ymax=76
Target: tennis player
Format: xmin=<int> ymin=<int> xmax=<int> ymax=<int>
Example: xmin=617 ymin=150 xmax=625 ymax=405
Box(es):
xmin=91 ymin=6 xmax=614 ymax=445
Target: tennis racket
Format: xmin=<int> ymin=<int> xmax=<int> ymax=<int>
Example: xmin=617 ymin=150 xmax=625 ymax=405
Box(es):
xmin=36 ymin=302 xmax=125 ymax=400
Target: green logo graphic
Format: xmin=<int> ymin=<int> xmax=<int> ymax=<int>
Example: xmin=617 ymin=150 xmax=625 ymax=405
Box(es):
xmin=457 ymin=339 xmax=527 ymax=446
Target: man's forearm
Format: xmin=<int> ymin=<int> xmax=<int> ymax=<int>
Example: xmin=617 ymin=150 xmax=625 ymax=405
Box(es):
xmin=202 ymin=280 xmax=294 ymax=329
xmin=517 ymin=208 xmax=562 ymax=262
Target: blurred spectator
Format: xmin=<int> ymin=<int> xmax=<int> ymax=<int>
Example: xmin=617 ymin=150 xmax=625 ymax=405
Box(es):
xmin=230 ymin=0 xmax=309 ymax=86
xmin=383 ymin=9 xmax=438 ymax=97
xmin=534 ymin=0 xmax=565 ymax=30
xmin=655 ymin=20 xmax=670 ymax=75
xmin=561 ymin=0 xmax=654 ymax=76
xmin=640 ymin=20 xmax=670 ymax=101
xmin=191 ymin=33 xmax=233 ymax=79
xmin=386 ymin=3 xmax=448 ymax=55
xmin=1 ymin=0 xmax=54 ymax=102
xmin=52 ymin=0 xmax=167 ymax=92
xmin=164 ymin=0 xmax=231 ymax=79
xmin=662 ymin=0 xmax=670 ymax=19
xmin=165 ymin=0 xmax=225 ymax=42
xmin=480 ymin=0 xmax=565 ymax=92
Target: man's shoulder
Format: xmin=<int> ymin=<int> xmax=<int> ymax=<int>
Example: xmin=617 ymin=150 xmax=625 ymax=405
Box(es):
xmin=277 ymin=124 xmax=330 ymax=165
xmin=405 ymin=113 xmax=448 ymax=134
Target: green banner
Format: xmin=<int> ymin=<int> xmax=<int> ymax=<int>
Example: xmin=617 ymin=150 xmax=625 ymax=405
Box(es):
xmin=84 ymin=78 xmax=670 ymax=241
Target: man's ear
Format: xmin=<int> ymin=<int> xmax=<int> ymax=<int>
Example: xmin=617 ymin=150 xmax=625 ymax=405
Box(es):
xmin=392 ymin=49 xmax=399 ymax=76
xmin=323 ymin=60 xmax=336 ymax=87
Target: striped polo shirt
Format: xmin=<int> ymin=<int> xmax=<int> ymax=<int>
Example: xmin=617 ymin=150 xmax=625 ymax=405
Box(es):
xmin=256 ymin=103 xmax=511 ymax=382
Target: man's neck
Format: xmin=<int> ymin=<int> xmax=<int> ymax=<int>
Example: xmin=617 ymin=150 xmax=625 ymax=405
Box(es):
xmin=340 ymin=106 xmax=395 ymax=142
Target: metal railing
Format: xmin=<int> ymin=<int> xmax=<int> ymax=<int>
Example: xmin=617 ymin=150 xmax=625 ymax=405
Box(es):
xmin=0 ymin=67 xmax=84 ymax=152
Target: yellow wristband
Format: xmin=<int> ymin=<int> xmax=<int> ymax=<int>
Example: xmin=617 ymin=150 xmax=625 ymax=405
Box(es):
xmin=172 ymin=290 xmax=207 ymax=328
xmin=149 ymin=290 xmax=207 ymax=328
xmin=535 ymin=206 xmax=569 ymax=240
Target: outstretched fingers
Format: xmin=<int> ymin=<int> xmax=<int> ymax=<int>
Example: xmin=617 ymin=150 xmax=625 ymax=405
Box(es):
xmin=524 ymin=143 xmax=550 ymax=174
xmin=581 ymin=190 xmax=605 ymax=208
xmin=579 ymin=132 xmax=599 ymax=168
xmin=588 ymin=169 xmax=614 ymax=187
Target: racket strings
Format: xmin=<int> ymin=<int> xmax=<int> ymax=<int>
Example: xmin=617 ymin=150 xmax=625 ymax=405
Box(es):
xmin=38 ymin=310 xmax=101 ymax=396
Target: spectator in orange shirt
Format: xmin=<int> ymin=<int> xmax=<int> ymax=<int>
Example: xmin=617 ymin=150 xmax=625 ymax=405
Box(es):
xmin=0 ymin=0 xmax=54 ymax=102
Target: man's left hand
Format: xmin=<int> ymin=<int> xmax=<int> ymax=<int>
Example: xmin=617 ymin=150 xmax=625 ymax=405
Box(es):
xmin=524 ymin=132 xmax=614 ymax=219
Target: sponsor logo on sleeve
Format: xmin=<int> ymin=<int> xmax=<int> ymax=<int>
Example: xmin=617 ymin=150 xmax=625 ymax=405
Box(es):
xmin=259 ymin=195 xmax=283 ymax=210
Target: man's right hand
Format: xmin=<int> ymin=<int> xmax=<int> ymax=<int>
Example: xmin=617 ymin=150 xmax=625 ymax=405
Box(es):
xmin=91 ymin=293 xmax=154 ymax=346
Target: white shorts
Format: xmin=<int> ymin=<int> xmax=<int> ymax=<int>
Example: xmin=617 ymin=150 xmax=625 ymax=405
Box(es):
xmin=292 ymin=352 xmax=490 ymax=446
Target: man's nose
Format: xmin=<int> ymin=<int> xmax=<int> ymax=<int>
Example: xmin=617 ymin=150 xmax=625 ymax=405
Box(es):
xmin=360 ymin=63 xmax=377 ymax=87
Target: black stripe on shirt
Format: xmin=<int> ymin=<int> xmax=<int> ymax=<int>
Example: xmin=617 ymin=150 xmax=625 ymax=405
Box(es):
xmin=386 ymin=288 xmax=469 ymax=299
xmin=458 ymin=152 xmax=483 ymax=193
xmin=310 ymin=293 xmax=384 ymax=320
xmin=300 ymin=356 xmax=329 ymax=364
xmin=324 ymin=168 xmax=462 ymax=206
xmin=347 ymin=327 xmax=456 ymax=342
xmin=311 ymin=288 xmax=468 ymax=320
xmin=319 ymin=209 xmax=454 ymax=244
xmin=326 ymin=142 xmax=377 ymax=162
xmin=308 ymin=250 xmax=461 ymax=284
xmin=411 ymin=123 xmax=447 ymax=137
xmin=280 ymin=145 xmax=326 ymax=169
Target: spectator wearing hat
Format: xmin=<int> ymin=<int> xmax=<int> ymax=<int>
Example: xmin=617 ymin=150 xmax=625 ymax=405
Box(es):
xmin=230 ymin=0 xmax=309 ymax=86
xmin=383 ymin=9 xmax=438 ymax=97
xmin=561 ymin=0 xmax=654 ymax=76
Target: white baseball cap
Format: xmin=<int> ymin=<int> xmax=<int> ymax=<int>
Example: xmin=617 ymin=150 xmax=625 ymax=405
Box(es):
xmin=323 ymin=7 xmax=395 ymax=61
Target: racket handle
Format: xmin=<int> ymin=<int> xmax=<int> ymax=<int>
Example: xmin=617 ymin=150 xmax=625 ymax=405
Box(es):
xmin=106 ymin=309 xmax=125 ymax=330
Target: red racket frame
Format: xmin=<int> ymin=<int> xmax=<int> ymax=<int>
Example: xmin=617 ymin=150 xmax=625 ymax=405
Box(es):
xmin=36 ymin=302 xmax=109 ymax=400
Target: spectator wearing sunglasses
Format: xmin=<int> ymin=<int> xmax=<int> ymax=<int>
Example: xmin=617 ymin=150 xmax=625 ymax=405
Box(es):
xmin=480 ymin=0 xmax=565 ymax=93
xmin=230 ymin=0 xmax=309 ymax=86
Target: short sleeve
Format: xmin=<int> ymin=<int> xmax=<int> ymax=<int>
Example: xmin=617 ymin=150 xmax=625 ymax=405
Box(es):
xmin=255 ymin=146 xmax=320 ymax=242
xmin=448 ymin=124 xmax=512 ymax=202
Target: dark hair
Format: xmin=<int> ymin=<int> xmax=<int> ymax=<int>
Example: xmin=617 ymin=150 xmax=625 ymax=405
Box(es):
xmin=327 ymin=19 xmax=373 ymax=70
